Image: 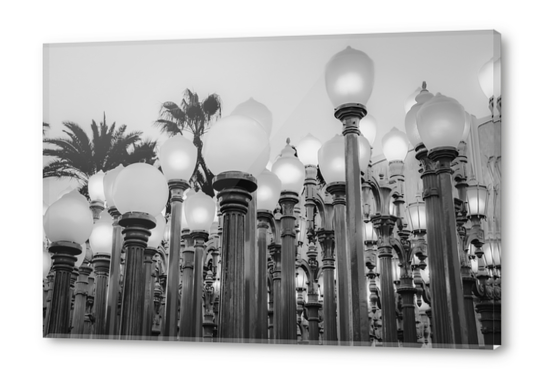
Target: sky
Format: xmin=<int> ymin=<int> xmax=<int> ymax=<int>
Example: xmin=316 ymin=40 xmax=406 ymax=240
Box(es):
xmin=43 ymin=30 xmax=497 ymax=205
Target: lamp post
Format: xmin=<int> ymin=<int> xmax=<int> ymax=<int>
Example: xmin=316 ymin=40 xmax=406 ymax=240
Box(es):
xmin=304 ymin=242 xmax=321 ymax=344
xmin=103 ymin=164 xmax=124 ymax=337
xmin=43 ymin=190 xmax=94 ymax=336
xmin=414 ymin=90 xmax=469 ymax=348
xmin=324 ymin=46 xmax=374 ymax=344
xmin=88 ymin=170 xmax=106 ymax=220
xmin=202 ymin=115 xmax=270 ymax=342
xmin=272 ymin=139 xmax=305 ymax=343
xmin=88 ymin=212 xmax=114 ymax=336
xmin=142 ymin=213 xmax=165 ymax=337
xmin=179 ymin=190 xmax=215 ymax=340
xmin=113 ymin=163 xmax=169 ymax=338
xmin=158 ymin=134 xmax=197 ymax=338
xmin=256 ymin=168 xmax=281 ymax=342
xmin=316 ymin=229 xmax=337 ymax=344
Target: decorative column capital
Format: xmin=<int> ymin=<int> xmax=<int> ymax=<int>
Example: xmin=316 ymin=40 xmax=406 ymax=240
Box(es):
xmin=168 ymin=179 xmax=190 ymax=202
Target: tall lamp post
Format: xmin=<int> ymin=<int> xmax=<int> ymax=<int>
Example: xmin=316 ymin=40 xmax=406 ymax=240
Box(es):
xmin=414 ymin=91 xmax=470 ymax=348
xmin=203 ymin=115 xmax=270 ymax=342
xmin=324 ymin=46 xmax=374 ymax=344
xmin=43 ymin=190 xmax=93 ymax=336
xmin=112 ymin=163 xmax=169 ymax=338
xmin=158 ymin=134 xmax=197 ymax=338
xmin=88 ymin=212 xmax=114 ymax=337
xmin=272 ymin=139 xmax=306 ymax=343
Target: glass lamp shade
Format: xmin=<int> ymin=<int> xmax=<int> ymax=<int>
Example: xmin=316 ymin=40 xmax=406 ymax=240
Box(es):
xmin=324 ymin=46 xmax=375 ymax=108
xmin=202 ymin=115 xmax=270 ymax=177
xmin=405 ymin=89 xmax=434 ymax=148
xmin=255 ymin=169 xmax=281 ymax=211
xmin=382 ymin=127 xmax=409 ymax=162
xmin=158 ymin=134 xmax=197 ymax=181
xmin=363 ymin=221 xmax=378 ymax=243
xmin=461 ymin=112 xmax=471 ymax=143
xmin=43 ymin=190 xmax=94 ymax=245
xmin=43 ymin=250 xmax=52 ymax=278
xmin=483 ymin=244 xmax=494 ymax=267
xmin=491 ymin=240 xmax=501 ymax=266
xmin=466 ymin=184 xmax=489 ymax=217
xmin=104 ymin=165 xmax=124 ymax=208
xmin=230 ymin=97 xmax=273 ymax=136
xmin=112 ymin=163 xmax=169 ymax=216
xmin=296 ymin=134 xmax=322 ymax=166
xmin=184 ymin=191 xmax=216 ymax=232
xmin=420 ymin=267 xmax=429 ymax=283
xmin=272 ymin=141 xmax=305 ymax=194
xmin=88 ymin=170 xmax=106 ymax=202
xmin=404 ymin=86 xmax=421 ymax=114
xmin=416 ymin=93 xmax=466 ymax=151
xmin=407 ymin=202 xmax=426 ymax=233
xmin=318 ymin=134 xmax=345 ymax=183
xmin=470 ymin=255 xmax=479 ymax=274
xmin=147 ymin=213 xmax=166 ymax=249
xmin=359 ymin=114 xmax=377 ymax=147
xmin=479 ymin=57 xmax=501 ymax=99
xmin=89 ymin=212 xmax=114 ymax=254
xmin=296 ymin=269 xmax=306 ymax=288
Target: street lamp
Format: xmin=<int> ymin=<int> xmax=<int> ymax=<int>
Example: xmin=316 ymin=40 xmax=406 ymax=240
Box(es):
xmin=112 ymin=162 xmax=169 ymax=338
xmin=179 ymin=191 xmax=215 ymax=339
xmin=88 ymin=170 xmax=106 ymax=220
xmin=43 ymin=190 xmax=93 ymax=336
xmin=415 ymin=91 xmax=469 ymax=348
xmin=325 ymin=46 xmax=374 ymax=344
xmin=272 ymin=139 xmax=305 ymax=343
xmin=203 ymin=114 xmax=269 ymax=342
xmin=405 ymin=82 xmax=434 ymax=150
xmin=158 ymin=133 xmax=197 ymax=338
xmin=88 ymin=212 xmax=113 ymax=336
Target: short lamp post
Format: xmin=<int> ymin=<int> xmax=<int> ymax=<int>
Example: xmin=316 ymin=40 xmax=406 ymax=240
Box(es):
xmin=272 ymin=139 xmax=306 ymax=343
xmin=203 ymin=115 xmax=270 ymax=342
xmin=88 ymin=212 xmax=114 ymax=336
xmin=158 ymin=134 xmax=197 ymax=338
xmin=112 ymin=163 xmax=169 ymax=338
xmin=325 ymin=46 xmax=374 ymax=344
xmin=415 ymin=90 xmax=469 ymax=348
xmin=43 ymin=190 xmax=94 ymax=336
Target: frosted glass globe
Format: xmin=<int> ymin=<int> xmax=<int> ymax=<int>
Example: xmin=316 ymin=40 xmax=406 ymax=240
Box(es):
xmin=405 ymin=89 xmax=434 ymax=148
xmin=417 ymin=93 xmax=466 ymax=151
xmin=104 ymin=165 xmax=124 ymax=208
xmin=296 ymin=134 xmax=322 ymax=166
xmin=272 ymin=141 xmax=305 ymax=194
xmin=43 ymin=190 xmax=94 ymax=245
xmin=185 ymin=191 xmax=216 ymax=232
xmin=404 ymin=86 xmax=421 ymax=114
xmin=158 ymin=134 xmax=197 ymax=181
xmin=230 ymin=97 xmax=273 ymax=136
xmin=112 ymin=163 xmax=169 ymax=216
xmin=256 ymin=169 xmax=282 ymax=211
xmin=202 ymin=115 xmax=270 ymax=177
xmin=89 ymin=212 xmax=113 ymax=254
xmin=147 ymin=213 xmax=166 ymax=249
xmin=359 ymin=114 xmax=377 ymax=147
xmin=318 ymin=135 xmax=345 ymax=183
xmin=88 ymin=170 xmax=106 ymax=202
xmin=325 ymin=46 xmax=375 ymax=108
xmin=382 ymin=127 xmax=409 ymax=162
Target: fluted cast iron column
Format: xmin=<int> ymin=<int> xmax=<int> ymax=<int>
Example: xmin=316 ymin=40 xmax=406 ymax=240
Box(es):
xmin=164 ymin=179 xmax=190 ymax=338
xmin=269 ymin=242 xmax=281 ymax=342
xmin=71 ymin=265 xmax=92 ymax=337
xmin=46 ymin=241 xmax=81 ymax=337
xmin=335 ymin=104 xmax=370 ymax=344
xmin=396 ymin=277 xmax=418 ymax=347
xmin=316 ymin=229 xmax=338 ymax=344
xmin=279 ymin=191 xmax=299 ymax=343
xmin=192 ymin=231 xmax=208 ymax=340
xmin=179 ymin=238 xmax=195 ymax=339
xmin=257 ymin=211 xmax=274 ymax=343
xmin=92 ymin=253 xmax=110 ymax=336
xmin=326 ymin=182 xmax=352 ymax=344
xmin=142 ymin=247 xmax=157 ymax=337
xmin=118 ymin=212 xmax=155 ymax=338
xmin=105 ymin=207 xmax=122 ymax=337
xmin=214 ymin=171 xmax=257 ymax=342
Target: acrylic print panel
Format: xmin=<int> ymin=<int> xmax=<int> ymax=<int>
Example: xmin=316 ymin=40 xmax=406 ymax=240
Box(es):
xmin=43 ymin=30 xmax=501 ymax=349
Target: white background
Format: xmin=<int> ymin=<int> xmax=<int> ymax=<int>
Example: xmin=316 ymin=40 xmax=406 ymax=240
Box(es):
xmin=0 ymin=1 xmax=536 ymax=378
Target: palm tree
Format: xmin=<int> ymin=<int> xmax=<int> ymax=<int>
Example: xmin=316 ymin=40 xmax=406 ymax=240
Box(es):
xmin=43 ymin=113 xmax=158 ymax=196
xmin=154 ymin=89 xmax=221 ymax=196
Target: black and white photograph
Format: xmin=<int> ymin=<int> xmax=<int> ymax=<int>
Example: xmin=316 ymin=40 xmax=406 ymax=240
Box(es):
xmin=42 ymin=30 xmax=501 ymax=349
